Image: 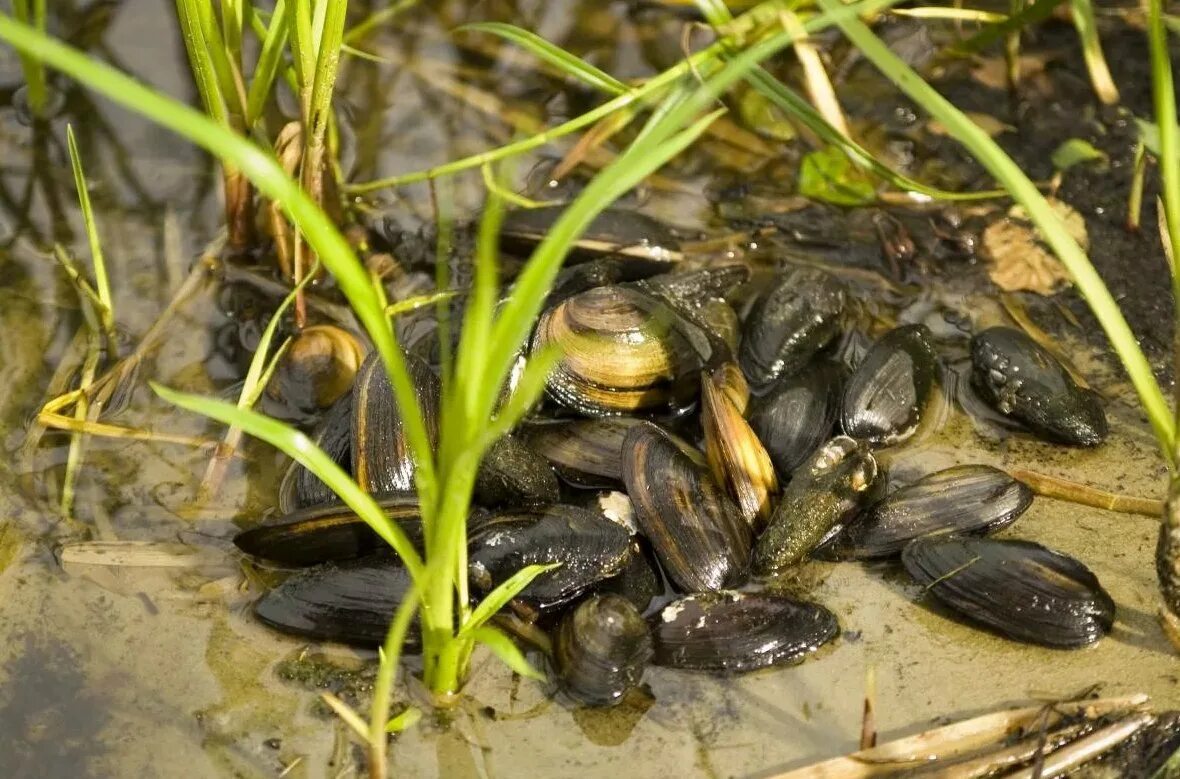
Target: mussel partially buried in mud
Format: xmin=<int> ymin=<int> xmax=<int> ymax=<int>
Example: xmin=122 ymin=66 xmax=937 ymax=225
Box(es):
xmin=751 ymin=436 xmax=877 ymax=576
xmin=650 ymin=591 xmax=838 ymax=672
xmin=901 ymin=536 xmax=1115 ymax=648
xmin=554 ymin=593 xmax=652 ymax=707
xmin=970 ymin=326 xmax=1107 ymax=446
xmin=824 ymin=464 xmax=1033 ymax=560
xmin=253 ymin=555 xmax=414 ymax=647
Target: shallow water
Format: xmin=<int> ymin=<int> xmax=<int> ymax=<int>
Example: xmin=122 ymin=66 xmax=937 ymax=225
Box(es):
xmin=2 ymin=2 xmax=1179 ymax=777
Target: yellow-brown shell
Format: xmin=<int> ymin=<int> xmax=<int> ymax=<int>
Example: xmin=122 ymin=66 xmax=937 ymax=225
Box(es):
xmin=532 ymin=286 xmax=703 ymax=416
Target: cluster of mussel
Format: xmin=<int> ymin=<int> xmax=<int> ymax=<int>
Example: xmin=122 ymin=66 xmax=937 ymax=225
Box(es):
xmin=235 ymin=215 xmax=1116 ymax=708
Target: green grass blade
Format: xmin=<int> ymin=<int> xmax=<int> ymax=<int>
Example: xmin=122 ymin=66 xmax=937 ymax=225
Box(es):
xmin=151 ymin=382 xmax=427 ymax=579
xmin=245 ymin=0 xmax=290 ymax=126
xmin=1070 ymin=0 xmax=1119 ymax=105
xmin=345 ymin=0 xmax=419 ymax=43
xmin=456 ymin=22 xmax=628 ymax=96
xmin=1150 ymin=0 xmax=1180 ymax=281
xmin=10 ymin=0 xmax=47 ymax=117
xmin=308 ymin=0 xmax=347 ymax=139
xmin=817 ymin=0 xmax=1175 ymax=460
xmin=174 ymin=0 xmax=229 ymax=125
xmin=65 ymin=125 xmax=115 ymax=342
xmin=460 ymin=564 xmax=559 ymax=640
xmin=470 ymin=626 xmax=545 ymax=681
xmin=369 ymin=585 xmax=420 ymax=759
xmin=951 ymin=0 xmax=1066 ymax=55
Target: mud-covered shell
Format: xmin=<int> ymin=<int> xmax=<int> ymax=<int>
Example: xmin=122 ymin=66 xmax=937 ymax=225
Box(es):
xmin=828 ymin=465 xmax=1033 ymax=560
xmin=634 ymin=265 xmax=750 ymax=320
xmin=468 ymin=505 xmax=632 ymax=611
xmin=751 ymin=436 xmax=877 ymax=576
xmin=555 ymin=594 xmax=653 ymax=707
xmin=521 ymin=417 xmax=643 ymax=488
xmin=254 ymin=556 xmax=414 ymax=647
xmin=970 ymin=326 xmax=1107 ymax=446
xmin=622 ymin=422 xmax=753 ymax=593
xmin=650 ymin=591 xmax=837 ymax=672
xmin=747 ymin=362 xmax=843 ymax=478
xmin=739 ymin=268 xmax=845 ymax=390
xmin=901 ymin=536 xmax=1115 ymax=648
xmin=473 ymin=434 xmax=560 ymax=507
xmin=234 ymin=498 xmax=424 ymax=566
xmin=351 ymin=349 xmax=439 ymax=496
xmin=532 ymin=285 xmax=707 ymax=417
xmin=841 ymin=324 xmax=939 ymax=445
xmin=278 ymin=393 xmax=353 ymax=513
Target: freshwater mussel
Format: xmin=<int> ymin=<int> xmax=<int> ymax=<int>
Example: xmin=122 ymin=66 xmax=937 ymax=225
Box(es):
xmin=468 ymin=505 xmax=632 ymax=612
xmin=622 ymin=422 xmax=753 ymax=592
xmin=739 ymin=268 xmax=845 ymax=391
xmin=651 ymin=591 xmax=838 ymax=672
xmin=554 ymin=593 xmax=652 ymax=706
xmin=841 ymin=324 xmax=939 ymax=445
xmin=970 ymin=326 xmax=1107 ymax=446
xmin=902 ymin=536 xmax=1115 ymax=648
xmin=825 ymin=464 xmax=1033 ymax=560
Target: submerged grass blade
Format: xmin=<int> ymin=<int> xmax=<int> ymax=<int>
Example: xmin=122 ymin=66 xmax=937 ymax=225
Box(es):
xmin=817 ymin=0 xmax=1175 ymax=459
xmin=66 ymin=125 xmax=116 ymax=350
xmin=456 ymin=22 xmax=628 ymax=96
xmin=471 ymin=625 xmax=545 ymax=681
xmin=10 ymin=0 xmax=46 ymax=117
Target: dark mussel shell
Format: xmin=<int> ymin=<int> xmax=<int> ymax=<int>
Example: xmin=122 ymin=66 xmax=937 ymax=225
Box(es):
xmin=970 ymin=326 xmax=1107 ymax=446
xmin=901 ymin=536 xmax=1115 ymax=648
xmin=752 ymin=436 xmax=877 ymax=576
xmin=596 ymin=538 xmax=663 ymax=613
xmin=278 ymin=392 xmax=353 ymax=513
xmin=520 ymin=417 xmax=643 ymax=488
xmin=635 ymin=265 xmax=750 ymax=320
xmin=554 ymin=594 xmax=653 ymax=707
xmin=351 ymin=349 xmax=439 ymax=497
xmin=622 ymin=422 xmax=753 ymax=593
xmin=234 ymin=498 xmax=425 ymax=566
xmin=254 ymin=556 xmax=415 ymax=647
xmin=739 ymin=268 xmax=845 ymax=391
xmin=747 ymin=362 xmax=843 ymax=478
xmin=532 ymin=285 xmax=708 ymax=417
xmin=547 ymin=257 xmax=677 ymax=310
xmin=468 ymin=505 xmax=631 ymax=611
xmin=501 ymin=206 xmax=680 ymax=262
xmin=474 ymin=434 xmax=560 ymax=508
xmin=651 ymin=591 xmax=837 ymax=672
xmin=841 ymin=324 xmax=939 ymax=445
xmin=827 ymin=464 xmax=1033 ymax=560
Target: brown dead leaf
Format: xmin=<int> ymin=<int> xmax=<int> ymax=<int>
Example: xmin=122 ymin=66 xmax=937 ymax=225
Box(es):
xmin=983 ymin=199 xmax=1087 ymax=295
xmin=928 ymin=112 xmax=1015 ymax=138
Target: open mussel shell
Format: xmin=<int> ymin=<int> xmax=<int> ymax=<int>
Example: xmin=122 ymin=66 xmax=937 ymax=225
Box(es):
xmin=970 ymin=326 xmax=1107 ymax=446
xmin=473 ymin=434 xmax=560 ymax=508
xmin=747 ymin=362 xmax=843 ymax=478
xmin=468 ymin=505 xmax=631 ymax=612
xmin=841 ymin=324 xmax=939 ymax=446
xmin=234 ymin=497 xmax=424 ymax=566
xmin=554 ymin=594 xmax=652 ymax=707
xmin=901 ymin=536 xmax=1115 ymax=648
xmin=651 ymin=591 xmax=837 ymax=672
xmin=278 ymin=393 xmax=353 ymax=514
xmin=352 ymin=349 xmax=439 ymax=497
xmin=520 ymin=418 xmax=643 ymax=488
xmin=254 ymin=556 xmax=415 ymax=648
xmin=622 ymin=422 xmax=753 ymax=593
xmin=532 ymin=285 xmax=707 ymax=417
xmin=739 ymin=268 xmax=845 ymax=391
xmin=826 ymin=465 xmax=1032 ymax=560
xmin=752 ymin=436 xmax=877 ymax=576
xmin=701 ymin=365 xmax=778 ymax=528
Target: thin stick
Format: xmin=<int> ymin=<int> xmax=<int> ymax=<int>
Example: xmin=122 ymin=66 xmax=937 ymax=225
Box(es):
xmin=860 ymin=666 xmax=877 ymax=750
xmin=37 ymin=410 xmax=222 ymax=449
xmin=1009 ymin=468 xmax=1164 ymax=517
xmin=781 ymin=11 xmax=849 ymax=138
xmin=1001 ymin=713 xmax=1152 ymax=778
